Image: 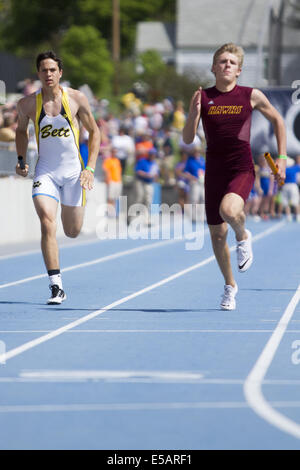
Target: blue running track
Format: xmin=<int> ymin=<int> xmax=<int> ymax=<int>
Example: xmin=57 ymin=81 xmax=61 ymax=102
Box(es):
xmin=0 ymin=218 xmax=299 ymax=450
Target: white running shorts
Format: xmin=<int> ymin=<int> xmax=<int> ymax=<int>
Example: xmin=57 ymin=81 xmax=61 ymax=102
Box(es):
xmin=32 ymin=172 xmax=85 ymax=207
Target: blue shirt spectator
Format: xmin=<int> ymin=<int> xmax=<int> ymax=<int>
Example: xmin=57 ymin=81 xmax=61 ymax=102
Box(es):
xmin=184 ymin=155 xmax=205 ymax=179
xmin=135 ymin=156 xmax=159 ymax=183
xmin=285 ymin=164 xmax=300 ymax=184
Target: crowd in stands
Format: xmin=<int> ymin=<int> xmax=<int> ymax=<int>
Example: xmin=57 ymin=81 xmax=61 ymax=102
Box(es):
xmin=245 ymin=154 xmax=300 ymax=222
xmin=0 ymin=101 xmax=17 ymax=144
xmin=1 ymin=78 xmax=300 ymax=222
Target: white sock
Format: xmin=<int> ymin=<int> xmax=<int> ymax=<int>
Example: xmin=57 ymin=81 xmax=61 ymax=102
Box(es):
xmin=49 ymin=274 xmax=63 ymax=290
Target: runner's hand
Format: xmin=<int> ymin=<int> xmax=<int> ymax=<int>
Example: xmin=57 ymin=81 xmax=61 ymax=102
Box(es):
xmin=274 ymin=159 xmax=286 ymax=186
xmin=15 ymin=162 xmax=29 ymax=177
xmin=80 ymin=169 xmax=94 ymax=190
xmin=189 ymin=87 xmax=202 ymax=118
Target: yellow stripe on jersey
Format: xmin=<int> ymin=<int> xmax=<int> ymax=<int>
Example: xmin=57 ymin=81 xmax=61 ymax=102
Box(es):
xmin=35 ymin=91 xmax=43 ymax=151
xmin=82 ymin=188 xmax=86 ymax=207
xmin=61 ymin=88 xmax=85 ymax=171
xmin=35 ymin=88 xmax=86 ymax=207
xmin=35 ymin=88 xmax=85 ymax=172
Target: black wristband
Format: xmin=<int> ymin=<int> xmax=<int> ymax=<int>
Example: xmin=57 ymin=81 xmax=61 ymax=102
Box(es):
xmin=18 ymin=156 xmax=25 ymax=169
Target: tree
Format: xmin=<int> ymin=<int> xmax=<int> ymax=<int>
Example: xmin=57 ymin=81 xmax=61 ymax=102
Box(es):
xmin=3 ymin=0 xmax=76 ymax=51
xmin=138 ymin=50 xmax=166 ymax=77
xmin=60 ymin=25 xmax=113 ymax=96
xmin=1 ymin=0 xmax=176 ymax=58
xmin=136 ymin=50 xmax=208 ymax=106
xmin=77 ymin=0 xmax=175 ymax=57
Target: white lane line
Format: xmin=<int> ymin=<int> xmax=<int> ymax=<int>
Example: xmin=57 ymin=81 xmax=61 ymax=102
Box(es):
xmin=0 ymin=237 xmax=100 ymax=261
xmin=0 ymin=217 xmax=170 ymax=260
xmin=52 ymin=329 xmax=300 ymax=334
xmin=0 ymin=222 xmax=283 ymax=290
xmin=3 ymin=329 xmax=300 ymax=333
xmin=0 ymin=222 xmax=286 ymax=364
xmin=0 ymin=217 xmax=205 ymax=261
xmin=0 ymin=376 xmax=242 ymax=384
xmin=0 ymin=236 xmax=197 ymax=289
xmin=250 ymin=222 xmax=286 ymax=242
xmin=1 ymin=376 xmax=300 ymax=385
xmin=263 ymin=380 xmax=300 ymax=385
xmin=0 ymin=400 xmax=299 ymax=413
xmin=0 ymin=402 xmax=250 ymax=413
xmin=244 ymin=283 xmax=300 ymax=440
xmin=226 ymin=221 xmax=285 ymax=254
xmin=18 ymin=370 xmax=204 ymax=381
xmin=0 ymin=248 xmax=40 ymax=261
xmin=0 ymin=256 xmax=215 ymax=363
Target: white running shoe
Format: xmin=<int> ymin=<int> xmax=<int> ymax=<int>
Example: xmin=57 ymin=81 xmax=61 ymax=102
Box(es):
xmin=220 ymin=283 xmax=238 ymax=310
xmin=47 ymin=285 xmax=67 ymax=305
xmin=236 ymin=229 xmax=253 ymax=272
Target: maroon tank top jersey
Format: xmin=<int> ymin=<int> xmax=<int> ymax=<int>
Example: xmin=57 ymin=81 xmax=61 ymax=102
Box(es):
xmin=201 ymin=85 xmax=255 ymax=225
xmin=201 ymin=85 xmax=254 ymax=173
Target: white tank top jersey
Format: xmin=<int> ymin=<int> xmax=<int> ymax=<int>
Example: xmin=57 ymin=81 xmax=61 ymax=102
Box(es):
xmin=34 ymin=87 xmax=84 ymax=178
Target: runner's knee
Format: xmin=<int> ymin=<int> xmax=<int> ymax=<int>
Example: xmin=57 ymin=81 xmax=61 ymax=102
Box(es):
xmin=40 ymin=215 xmax=57 ymax=236
xmin=219 ymin=205 xmax=240 ymax=223
xmin=63 ymin=222 xmax=82 ymax=238
xmin=210 ymin=226 xmax=228 ymax=244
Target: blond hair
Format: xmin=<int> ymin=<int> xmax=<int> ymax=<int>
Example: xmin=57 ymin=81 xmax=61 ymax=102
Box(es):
xmin=213 ymin=43 xmax=244 ymax=68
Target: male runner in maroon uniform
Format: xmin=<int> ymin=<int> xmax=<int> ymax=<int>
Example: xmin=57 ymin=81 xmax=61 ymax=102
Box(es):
xmin=183 ymin=43 xmax=287 ymax=310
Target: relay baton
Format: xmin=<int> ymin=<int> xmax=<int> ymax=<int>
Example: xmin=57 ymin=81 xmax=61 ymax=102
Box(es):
xmin=263 ymin=152 xmax=284 ymax=186
xmin=18 ymin=156 xmax=25 ymax=170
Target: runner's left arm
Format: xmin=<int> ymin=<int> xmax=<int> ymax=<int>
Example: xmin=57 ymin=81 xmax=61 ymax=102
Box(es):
xmin=251 ymin=89 xmax=287 ymax=185
xmin=77 ymin=92 xmax=101 ymax=190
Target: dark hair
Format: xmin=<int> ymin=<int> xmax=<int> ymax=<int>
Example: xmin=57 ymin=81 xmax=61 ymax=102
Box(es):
xmin=36 ymin=51 xmax=63 ymax=71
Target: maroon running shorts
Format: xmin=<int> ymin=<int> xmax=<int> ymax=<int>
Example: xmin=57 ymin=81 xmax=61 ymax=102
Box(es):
xmin=205 ymin=170 xmax=255 ymax=225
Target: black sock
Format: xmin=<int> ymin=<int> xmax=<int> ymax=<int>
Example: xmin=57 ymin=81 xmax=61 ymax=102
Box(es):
xmin=48 ymin=269 xmax=60 ymax=276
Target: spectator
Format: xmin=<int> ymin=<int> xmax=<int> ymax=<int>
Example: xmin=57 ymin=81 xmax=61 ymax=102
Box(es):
xmin=245 ymin=164 xmax=263 ymax=221
xmin=162 ymin=98 xmax=174 ymax=128
xmin=149 ymin=103 xmax=164 ymax=132
xmin=134 ymin=148 xmax=159 ymax=225
xmin=135 ymin=131 xmax=154 ymax=161
xmin=296 ymin=155 xmax=300 ymax=187
xmin=102 ymin=147 xmax=123 ymax=213
xmin=183 ymin=143 xmax=206 ymax=222
xmin=133 ymin=109 xmax=149 ymax=136
xmin=280 ymin=157 xmax=300 ymax=222
xmin=106 ymin=113 xmax=120 ymax=138
xmin=121 ymin=92 xmax=142 ymax=115
xmin=257 ymin=153 xmax=275 ymax=220
xmin=172 ymin=100 xmax=186 ymax=135
xmin=111 ymin=126 xmax=135 ymax=175
xmin=0 ymin=114 xmax=16 ymax=142
xmin=22 ymin=78 xmax=39 ymax=96
xmin=160 ymin=127 xmax=175 ymax=185
xmin=97 ymin=117 xmax=111 ymax=159
xmin=175 ymin=150 xmax=189 ymax=212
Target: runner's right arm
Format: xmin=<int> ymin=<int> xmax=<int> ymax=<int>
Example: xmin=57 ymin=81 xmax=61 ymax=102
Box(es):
xmin=182 ymin=87 xmax=202 ymax=144
xmin=15 ymin=98 xmax=30 ymax=177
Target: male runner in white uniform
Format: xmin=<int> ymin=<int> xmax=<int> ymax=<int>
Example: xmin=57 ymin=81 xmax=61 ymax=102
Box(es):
xmin=15 ymin=51 xmax=101 ymax=304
